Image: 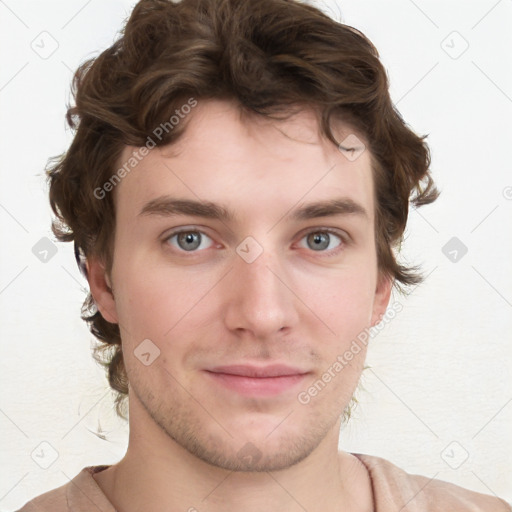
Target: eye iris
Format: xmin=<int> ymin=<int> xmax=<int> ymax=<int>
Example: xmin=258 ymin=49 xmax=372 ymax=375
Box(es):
xmin=177 ymin=232 xmax=201 ymax=251
xmin=307 ymin=232 xmax=329 ymax=251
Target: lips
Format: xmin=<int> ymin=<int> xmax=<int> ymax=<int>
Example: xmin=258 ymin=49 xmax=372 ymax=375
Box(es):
xmin=204 ymin=364 xmax=310 ymax=396
xmin=206 ymin=364 xmax=309 ymax=378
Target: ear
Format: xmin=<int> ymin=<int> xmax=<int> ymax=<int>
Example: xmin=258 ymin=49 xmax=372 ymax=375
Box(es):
xmin=85 ymin=257 xmax=119 ymax=324
xmin=370 ymin=272 xmax=393 ymax=326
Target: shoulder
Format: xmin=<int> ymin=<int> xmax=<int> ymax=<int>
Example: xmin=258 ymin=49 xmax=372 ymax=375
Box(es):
xmin=16 ymin=466 xmax=113 ymax=512
xmin=353 ymin=453 xmax=511 ymax=512
xmin=17 ymin=480 xmax=69 ymax=512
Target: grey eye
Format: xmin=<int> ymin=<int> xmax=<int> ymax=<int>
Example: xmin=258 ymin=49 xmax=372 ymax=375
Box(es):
xmin=165 ymin=229 xmax=215 ymax=253
xmin=298 ymin=231 xmax=343 ymax=252
xmin=306 ymin=232 xmax=330 ymax=251
xmin=176 ymin=231 xmax=202 ymax=251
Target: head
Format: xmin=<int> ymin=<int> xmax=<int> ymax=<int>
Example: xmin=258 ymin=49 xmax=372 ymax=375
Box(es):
xmin=48 ymin=0 xmax=438 ymax=471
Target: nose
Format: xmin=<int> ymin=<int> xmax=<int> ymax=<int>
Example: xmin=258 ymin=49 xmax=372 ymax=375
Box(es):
xmin=223 ymin=247 xmax=300 ymax=339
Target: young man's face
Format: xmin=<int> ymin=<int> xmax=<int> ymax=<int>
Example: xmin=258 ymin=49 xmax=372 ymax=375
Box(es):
xmin=89 ymin=99 xmax=391 ymax=471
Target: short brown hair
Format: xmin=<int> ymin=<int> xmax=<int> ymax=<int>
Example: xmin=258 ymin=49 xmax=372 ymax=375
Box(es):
xmin=47 ymin=0 xmax=439 ymax=417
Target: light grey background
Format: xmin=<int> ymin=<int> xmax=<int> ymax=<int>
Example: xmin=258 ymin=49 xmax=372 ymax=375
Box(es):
xmin=1 ymin=0 xmax=511 ymax=509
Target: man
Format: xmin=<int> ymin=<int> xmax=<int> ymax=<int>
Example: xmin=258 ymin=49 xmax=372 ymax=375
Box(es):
xmin=18 ymin=0 xmax=511 ymax=510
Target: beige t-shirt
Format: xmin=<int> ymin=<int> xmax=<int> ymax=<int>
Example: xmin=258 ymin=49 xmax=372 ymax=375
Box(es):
xmin=17 ymin=453 xmax=511 ymax=511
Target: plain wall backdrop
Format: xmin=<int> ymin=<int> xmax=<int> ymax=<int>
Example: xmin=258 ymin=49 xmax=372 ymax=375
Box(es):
xmin=1 ymin=0 xmax=511 ymax=509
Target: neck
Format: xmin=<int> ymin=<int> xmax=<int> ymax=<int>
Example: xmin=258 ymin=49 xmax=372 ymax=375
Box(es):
xmin=93 ymin=396 xmax=372 ymax=512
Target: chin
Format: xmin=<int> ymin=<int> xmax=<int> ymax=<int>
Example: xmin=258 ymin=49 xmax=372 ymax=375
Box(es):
xmin=191 ymin=434 xmax=319 ymax=473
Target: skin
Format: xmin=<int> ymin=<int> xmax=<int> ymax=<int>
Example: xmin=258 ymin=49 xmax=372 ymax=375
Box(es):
xmin=87 ymin=98 xmax=392 ymax=512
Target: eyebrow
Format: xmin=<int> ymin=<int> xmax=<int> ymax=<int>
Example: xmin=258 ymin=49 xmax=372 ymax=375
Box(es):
xmin=138 ymin=196 xmax=368 ymax=222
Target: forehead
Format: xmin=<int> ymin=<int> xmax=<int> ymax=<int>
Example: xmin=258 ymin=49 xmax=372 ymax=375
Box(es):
xmin=114 ymin=99 xmax=374 ymax=223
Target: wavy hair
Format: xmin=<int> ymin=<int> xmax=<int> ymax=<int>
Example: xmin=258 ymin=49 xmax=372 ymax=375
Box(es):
xmin=47 ymin=0 xmax=439 ymax=417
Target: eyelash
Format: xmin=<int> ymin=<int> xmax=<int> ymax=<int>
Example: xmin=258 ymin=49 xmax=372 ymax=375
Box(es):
xmin=162 ymin=227 xmax=348 ymax=256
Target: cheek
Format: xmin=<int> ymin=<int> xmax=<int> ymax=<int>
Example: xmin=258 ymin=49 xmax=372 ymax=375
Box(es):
xmin=292 ymin=261 xmax=377 ymax=346
xmin=112 ymin=258 xmax=221 ymax=343
xmin=295 ymin=272 xmax=374 ymax=408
